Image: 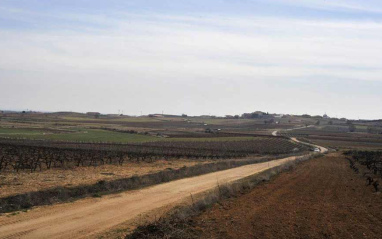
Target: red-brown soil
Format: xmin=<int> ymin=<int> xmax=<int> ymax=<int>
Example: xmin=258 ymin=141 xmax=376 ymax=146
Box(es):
xmin=192 ymin=153 xmax=382 ymax=239
xmin=0 ymin=155 xmax=300 ymax=239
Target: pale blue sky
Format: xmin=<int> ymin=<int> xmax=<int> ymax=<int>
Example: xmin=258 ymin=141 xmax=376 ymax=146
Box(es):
xmin=0 ymin=0 xmax=381 ymax=119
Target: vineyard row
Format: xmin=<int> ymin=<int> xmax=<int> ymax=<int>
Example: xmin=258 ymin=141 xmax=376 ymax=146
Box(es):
xmin=0 ymin=138 xmax=308 ymax=172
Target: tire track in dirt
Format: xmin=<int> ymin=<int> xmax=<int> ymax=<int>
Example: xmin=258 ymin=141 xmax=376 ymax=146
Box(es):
xmin=0 ymin=155 xmax=306 ymax=239
xmin=0 ymin=131 xmax=326 ymax=239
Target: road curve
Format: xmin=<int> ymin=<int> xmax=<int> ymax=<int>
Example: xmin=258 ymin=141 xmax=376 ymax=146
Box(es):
xmin=291 ymin=137 xmax=328 ymax=153
xmin=271 ymin=126 xmax=328 ymax=153
xmin=0 ymin=155 xmax=303 ymax=239
xmin=272 ymin=125 xmax=315 ymax=137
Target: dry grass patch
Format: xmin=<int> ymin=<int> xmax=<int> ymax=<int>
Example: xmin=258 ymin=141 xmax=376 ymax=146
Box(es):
xmin=0 ymin=159 xmax=210 ymax=198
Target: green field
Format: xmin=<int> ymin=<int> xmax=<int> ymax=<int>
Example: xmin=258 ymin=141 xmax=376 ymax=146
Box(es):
xmin=0 ymin=128 xmax=259 ymax=143
xmin=165 ymin=136 xmax=258 ymax=142
xmin=60 ymin=116 xmax=163 ymax=122
xmin=0 ymin=128 xmax=160 ymax=143
xmin=0 ymin=128 xmax=47 ymax=135
xmin=189 ymin=118 xmax=253 ymax=125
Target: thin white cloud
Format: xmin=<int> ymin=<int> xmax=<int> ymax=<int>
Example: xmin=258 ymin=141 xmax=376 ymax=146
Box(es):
xmin=0 ymin=10 xmax=381 ymax=118
xmin=271 ymin=0 xmax=382 ymax=14
xmin=1 ymin=14 xmax=381 ymax=80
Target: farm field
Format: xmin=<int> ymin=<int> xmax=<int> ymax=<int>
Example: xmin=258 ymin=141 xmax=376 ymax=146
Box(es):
xmin=170 ymin=153 xmax=382 ymax=239
xmin=1 ymin=111 xmax=381 ymax=239
xmin=0 ymin=113 xmax=311 ymax=215
xmin=0 ymin=137 xmax=306 ymax=173
xmin=282 ymin=126 xmax=382 ymax=150
xmin=305 ymin=138 xmax=382 ymax=150
xmin=0 ymin=154 xmax=309 ymax=239
xmin=0 ymin=128 xmax=161 ymax=143
xmin=0 ymin=127 xmax=266 ymax=143
xmin=0 ymin=159 xmax=212 ymax=198
xmin=0 ymin=112 xmax=315 ymax=143
xmin=0 ymin=136 xmax=306 ymax=211
xmin=2 ymin=1 xmax=382 ymax=238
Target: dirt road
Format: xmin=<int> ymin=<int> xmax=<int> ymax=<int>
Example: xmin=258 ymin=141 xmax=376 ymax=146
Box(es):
xmin=0 ymin=155 xmax=306 ymax=239
xmin=272 ymin=128 xmax=328 ymax=153
xmin=291 ymin=137 xmax=328 ymax=153
xmin=194 ymin=153 xmax=382 ymax=239
xmin=271 ymin=125 xmax=311 ymax=136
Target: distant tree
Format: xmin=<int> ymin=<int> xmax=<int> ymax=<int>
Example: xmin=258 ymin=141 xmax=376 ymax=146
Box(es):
xmin=315 ymin=120 xmax=320 ymax=126
xmin=253 ymin=113 xmax=259 ymax=118
xmin=241 ymin=112 xmax=260 ymax=119
xmin=328 ymin=120 xmax=333 ymax=125
xmin=182 ymin=114 xmax=188 ymax=117
xmin=234 ymin=115 xmax=240 ymax=119
xmin=349 ymin=124 xmax=356 ymax=132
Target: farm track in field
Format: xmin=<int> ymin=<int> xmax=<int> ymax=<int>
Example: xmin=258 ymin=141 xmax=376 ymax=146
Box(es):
xmin=0 ymin=132 xmax=326 ymax=239
xmin=0 ymin=154 xmax=316 ymax=239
